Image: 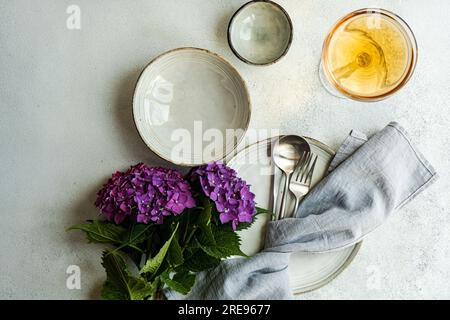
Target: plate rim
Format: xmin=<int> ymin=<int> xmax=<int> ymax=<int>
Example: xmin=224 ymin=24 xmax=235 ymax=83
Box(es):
xmin=227 ymin=135 xmax=362 ymax=295
xmin=291 ymin=240 xmax=362 ymax=295
xmin=132 ymin=47 xmax=252 ymax=167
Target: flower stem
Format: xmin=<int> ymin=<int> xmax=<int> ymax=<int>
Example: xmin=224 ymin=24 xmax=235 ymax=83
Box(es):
xmin=182 ymin=226 xmax=197 ymax=252
xmin=151 ymin=277 xmax=162 ymax=300
xmin=182 ymin=210 xmax=190 ymax=244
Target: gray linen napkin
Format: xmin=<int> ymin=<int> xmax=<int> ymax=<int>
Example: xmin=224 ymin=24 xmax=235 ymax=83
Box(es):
xmin=169 ymin=122 xmax=438 ymax=300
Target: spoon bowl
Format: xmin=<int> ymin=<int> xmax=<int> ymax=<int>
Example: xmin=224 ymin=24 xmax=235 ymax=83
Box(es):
xmin=272 ymin=135 xmax=310 ymax=219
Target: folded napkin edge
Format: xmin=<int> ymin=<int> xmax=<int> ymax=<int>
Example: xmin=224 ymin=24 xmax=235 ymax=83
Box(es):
xmin=387 ymin=121 xmax=438 ymax=178
xmin=387 ymin=122 xmax=439 ymax=210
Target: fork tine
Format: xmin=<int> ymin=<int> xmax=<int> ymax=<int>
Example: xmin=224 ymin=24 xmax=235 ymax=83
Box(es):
xmin=300 ymin=153 xmax=313 ymax=182
xmin=294 ymin=151 xmax=308 ymax=180
xmin=297 ymin=151 xmax=310 ymax=180
xmin=305 ymin=155 xmax=318 ymax=185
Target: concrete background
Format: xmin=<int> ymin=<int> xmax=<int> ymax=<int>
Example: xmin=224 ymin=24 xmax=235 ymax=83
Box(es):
xmin=0 ymin=0 xmax=449 ymax=299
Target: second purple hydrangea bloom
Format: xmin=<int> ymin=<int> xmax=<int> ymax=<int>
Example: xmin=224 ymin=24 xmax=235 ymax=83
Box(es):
xmin=190 ymin=161 xmax=256 ymax=230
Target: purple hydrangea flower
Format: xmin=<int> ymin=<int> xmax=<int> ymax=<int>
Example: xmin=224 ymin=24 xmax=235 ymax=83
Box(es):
xmin=95 ymin=163 xmax=195 ymax=224
xmin=190 ymin=161 xmax=256 ymax=230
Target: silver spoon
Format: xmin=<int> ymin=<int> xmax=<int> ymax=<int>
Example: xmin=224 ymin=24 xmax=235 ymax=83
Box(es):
xmin=272 ymin=135 xmax=310 ymax=220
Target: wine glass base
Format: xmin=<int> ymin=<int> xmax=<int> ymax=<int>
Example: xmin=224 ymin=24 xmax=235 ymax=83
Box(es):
xmin=318 ymin=60 xmax=348 ymax=100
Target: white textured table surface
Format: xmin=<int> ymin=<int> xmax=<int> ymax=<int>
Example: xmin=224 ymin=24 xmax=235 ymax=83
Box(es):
xmin=1 ymin=0 xmax=449 ymax=299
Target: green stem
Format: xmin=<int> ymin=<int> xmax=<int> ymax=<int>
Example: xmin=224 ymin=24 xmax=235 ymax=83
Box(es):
xmin=151 ymin=277 xmax=161 ymax=300
xmin=182 ymin=210 xmax=190 ymax=244
xmin=181 ymin=226 xmax=198 ymax=253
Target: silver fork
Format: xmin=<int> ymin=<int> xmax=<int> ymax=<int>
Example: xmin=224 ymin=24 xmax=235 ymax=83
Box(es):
xmin=288 ymin=153 xmax=318 ymax=217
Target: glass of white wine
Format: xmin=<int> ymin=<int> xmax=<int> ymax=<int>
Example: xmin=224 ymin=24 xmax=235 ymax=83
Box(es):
xmin=320 ymin=8 xmax=418 ymax=101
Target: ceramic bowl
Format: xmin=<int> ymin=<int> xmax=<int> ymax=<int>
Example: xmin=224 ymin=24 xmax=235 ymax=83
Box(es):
xmin=133 ymin=47 xmax=251 ymax=166
xmin=228 ymin=0 xmax=293 ymax=65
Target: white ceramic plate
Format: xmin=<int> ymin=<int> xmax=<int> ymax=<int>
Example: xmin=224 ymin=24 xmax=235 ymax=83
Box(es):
xmin=133 ymin=48 xmax=251 ymax=166
xmin=228 ymin=137 xmax=361 ymax=294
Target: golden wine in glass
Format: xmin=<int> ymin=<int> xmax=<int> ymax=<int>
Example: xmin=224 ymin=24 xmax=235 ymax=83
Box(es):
xmin=321 ymin=8 xmax=417 ymax=101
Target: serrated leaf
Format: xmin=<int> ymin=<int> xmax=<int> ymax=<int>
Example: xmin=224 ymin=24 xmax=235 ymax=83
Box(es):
xmin=160 ymin=270 xmax=195 ymax=295
xmin=197 ymin=201 xmax=214 ymax=244
xmin=167 ymin=236 xmax=183 ymax=268
xmin=110 ymin=223 xmax=152 ymax=253
xmin=128 ymin=223 xmax=152 ymax=244
xmin=67 ymin=220 xmax=127 ymax=244
xmin=126 ymin=277 xmax=155 ymax=300
xmin=101 ymin=250 xmax=154 ymax=300
xmin=101 ymin=280 xmax=128 ymax=300
xmin=140 ymin=224 xmax=179 ymax=275
xmin=198 ymin=225 xmax=246 ymax=259
xmin=184 ymin=249 xmax=221 ymax=272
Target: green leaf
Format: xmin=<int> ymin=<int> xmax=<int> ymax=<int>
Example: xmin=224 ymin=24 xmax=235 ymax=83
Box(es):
xmin=110 ymin=223 xmax=152 ymax=253
xmin=198 ymin=200 xmax=212 ymax=227
xmin=128 ymin=223 xmax=152 ymax=244
xmin=235 ymin=214 xmax=259 ymax=231
xmin=160 ymin=270 xmax=195 ymax=295
xmin=67 ymin=220 xmax=127 ymax=244
xmin=127 ymin=277 xmax=155 ymax=300
xmin=101 ymin=250 xmax=154 ymax=300
xmin=167 ymin=236 xmax=183 ymax=268
xmin=140 ymin=224 xmax=179 ymax=275
xmin=256 ymin=206 xmax=271 ymax=215
xmin=102 ymin=277 xmax=154 ymax=300
xmin=101 ymin=280 xmax=128 ymax=300
xmin=184 ymin=249 xmax=221 ymax=272
xmin=195 ymin=201 xmax=215 ymax=245
xmin=197 ymin=225 xmax=247 ymax=259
